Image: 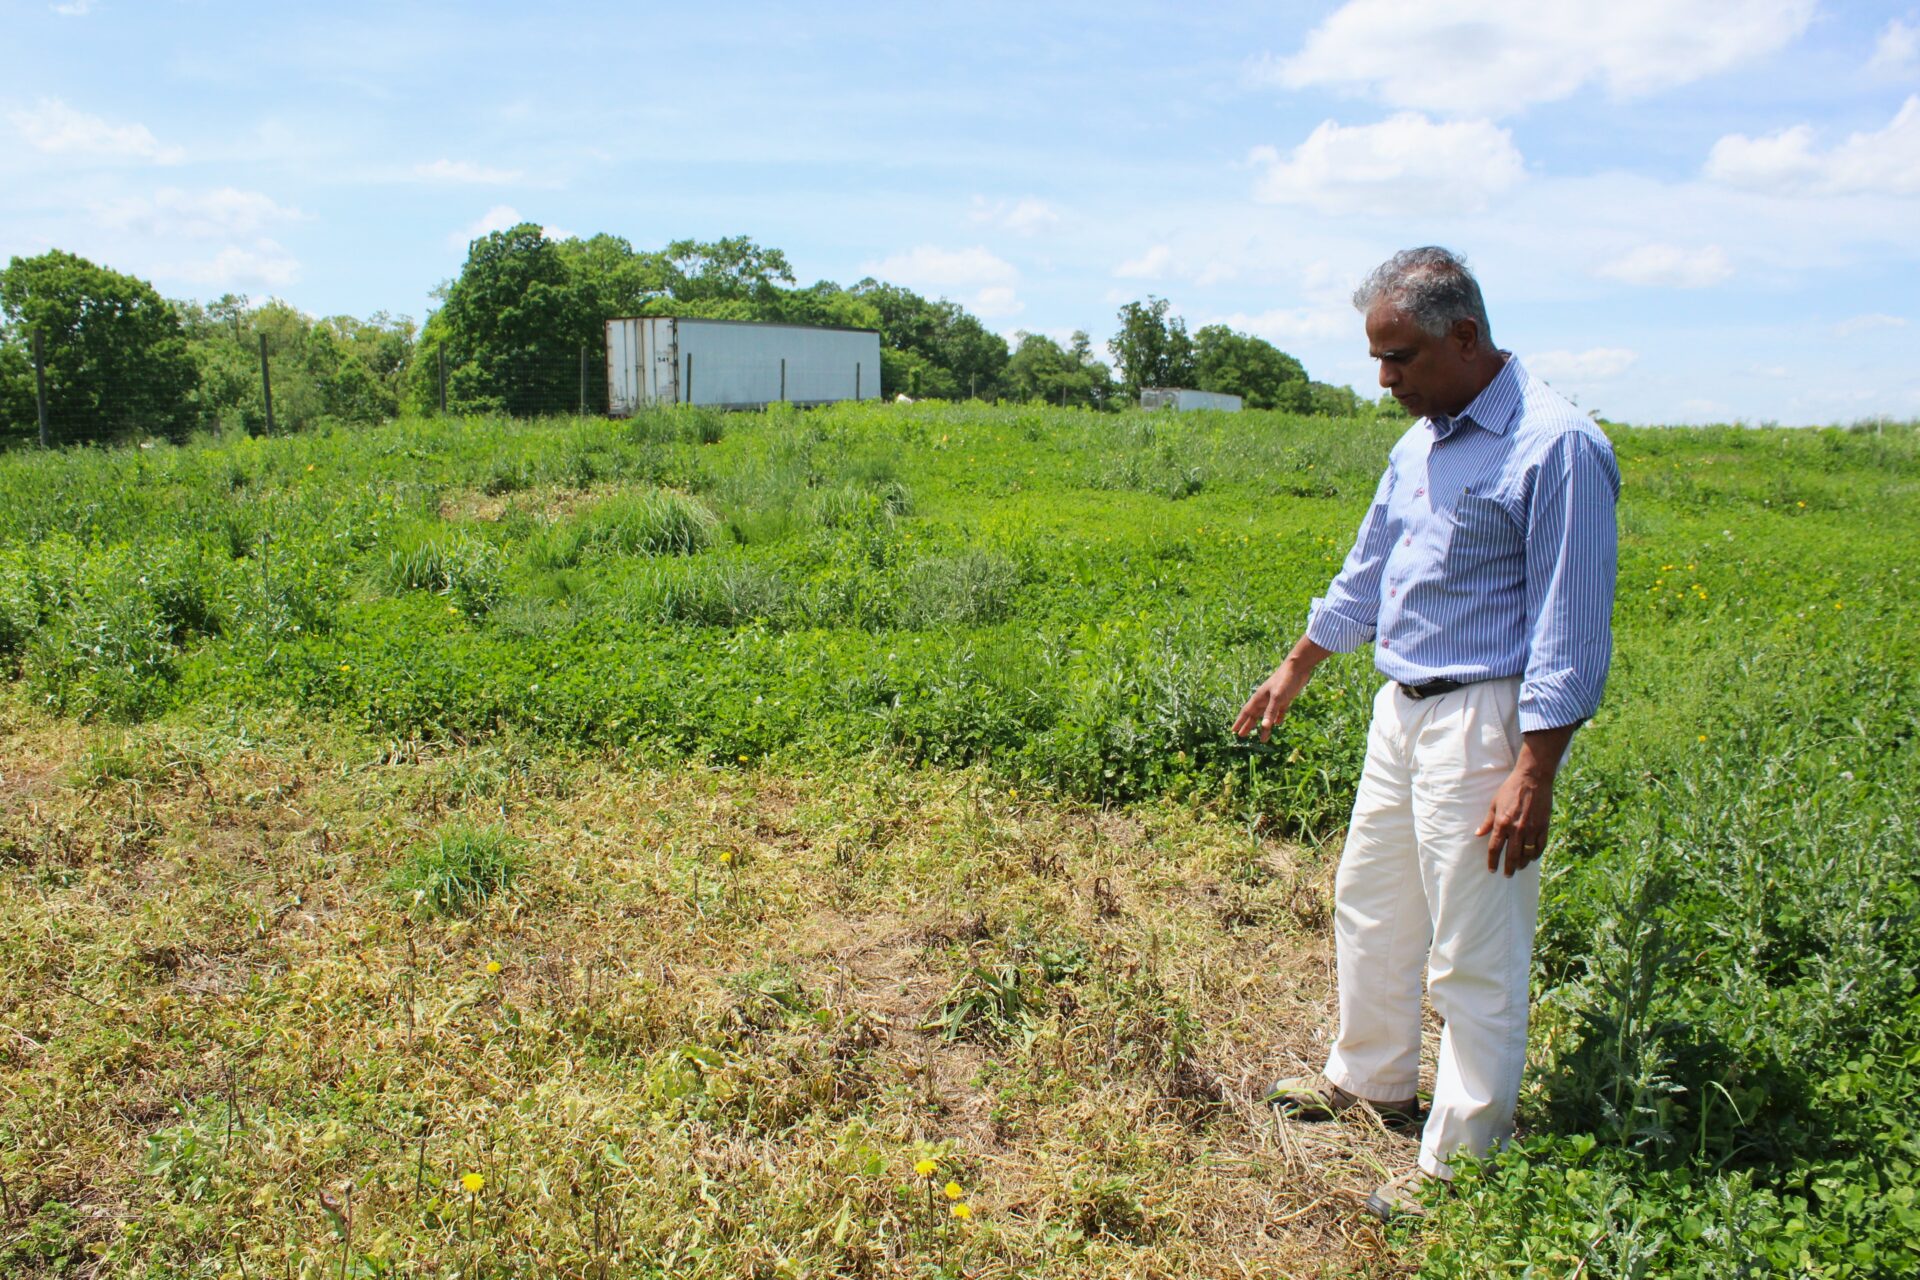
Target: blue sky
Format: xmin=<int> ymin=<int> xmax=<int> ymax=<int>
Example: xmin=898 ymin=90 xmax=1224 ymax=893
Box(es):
xmin=3 ymin=0 xmax=1917 ymax=424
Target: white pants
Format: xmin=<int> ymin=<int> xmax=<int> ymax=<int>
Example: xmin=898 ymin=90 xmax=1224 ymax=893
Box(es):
xmin=1322 ymin=677 xmax=1540 ymax=1179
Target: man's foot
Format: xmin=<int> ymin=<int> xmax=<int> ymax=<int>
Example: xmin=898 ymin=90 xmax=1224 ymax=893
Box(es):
xmin=1365 ymin=1168 xmax=1439 ymax=1221
xmin=1265 ymin=1074 xmax=1420 ymax=1128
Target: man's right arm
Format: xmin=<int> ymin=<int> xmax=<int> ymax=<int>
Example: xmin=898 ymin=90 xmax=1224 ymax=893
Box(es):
xmin=1233 ymin=635 xmax=1335 ymax=741
xmin=1233 ymin=463 xmax=1397 ymax=741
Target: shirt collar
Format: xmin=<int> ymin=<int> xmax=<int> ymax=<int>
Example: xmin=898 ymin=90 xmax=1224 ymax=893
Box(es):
xmin=1429 ymin=354 xmax=1523 ymax=440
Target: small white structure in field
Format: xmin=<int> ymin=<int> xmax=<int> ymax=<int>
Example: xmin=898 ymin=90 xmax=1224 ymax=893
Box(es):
xmin=606 ymin=317 xmax=881 ymax=414
xmin=1140 ymin=387 xmax=1243 ymax=412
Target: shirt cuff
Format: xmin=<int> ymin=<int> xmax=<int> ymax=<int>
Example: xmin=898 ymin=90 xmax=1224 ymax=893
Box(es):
xmin=1306 ymin=597 xmax=1376 ymax=653
xmin=1518 ymin=666 xmax=1601 ymax=733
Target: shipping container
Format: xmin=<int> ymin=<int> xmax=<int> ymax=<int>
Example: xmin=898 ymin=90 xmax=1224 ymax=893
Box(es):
xmin=605 ymin=316 xmax=882 ymax=414
xmin=1140 ymin=387 xmax=1244 ymax=412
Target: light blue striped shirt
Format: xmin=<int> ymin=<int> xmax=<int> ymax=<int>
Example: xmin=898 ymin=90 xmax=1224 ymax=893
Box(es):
xmin=1307 ymin=356 xmax=1620 ymax=733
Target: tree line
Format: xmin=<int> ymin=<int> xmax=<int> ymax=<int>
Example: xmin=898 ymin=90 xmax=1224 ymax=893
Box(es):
xmin=0 ymin=226 xmax=1398 ymax=445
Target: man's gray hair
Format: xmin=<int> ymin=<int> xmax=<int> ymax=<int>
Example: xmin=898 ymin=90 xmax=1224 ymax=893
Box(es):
xmin=1353 ymin=247 xmax=1493 ymax=348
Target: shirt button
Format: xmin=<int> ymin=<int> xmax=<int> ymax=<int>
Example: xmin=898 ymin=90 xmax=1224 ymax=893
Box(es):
xmin=1404 ymin=537 xmax=1413 ymax=546
xmin=1415 ymin=487 xmax=1425 ymax=496
xmin=1389 ymin=588 xmax=1397 ymax=597
xmin=1381 ymin=641 xmax=1391 ymax=649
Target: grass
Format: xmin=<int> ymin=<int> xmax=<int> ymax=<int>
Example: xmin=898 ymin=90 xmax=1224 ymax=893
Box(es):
xmin=0 ymin=404 xmax=1915 ymax=1276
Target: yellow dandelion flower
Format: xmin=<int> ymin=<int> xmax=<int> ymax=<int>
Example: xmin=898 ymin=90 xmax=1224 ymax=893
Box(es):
xmin=485 ymin=960 xmax=502 ymax=975
xmin=737 ymin=754 xmax=749 ymax=763
xmin=460 ymin=1172 xmax=484 ymax=1193
xmin=1697 ymin=735 xmax=1708 ymax=743
xmin=914 ymin=1159 xmax=937 ymax=1177
xmin=944 ymin=1181 xmax=963 ymax=1200
xmin=305 ymin=464 xmax=315 ymax=473
xmin=951 ymin=1202 xmax=973 ymax=1220
xmin=1835 ymin=601 xmax=1845 ymax=610
xmin=718 ymin=850 xmax=733 ymax=864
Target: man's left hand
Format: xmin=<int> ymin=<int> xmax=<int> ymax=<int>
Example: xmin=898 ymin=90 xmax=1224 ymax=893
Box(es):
xmin=1475 ymin=723 xmax=1581 ymax=876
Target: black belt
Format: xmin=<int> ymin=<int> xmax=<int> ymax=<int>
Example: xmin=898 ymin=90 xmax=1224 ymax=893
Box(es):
xmin=1397 ymin=678 xmax=1470 ymax=700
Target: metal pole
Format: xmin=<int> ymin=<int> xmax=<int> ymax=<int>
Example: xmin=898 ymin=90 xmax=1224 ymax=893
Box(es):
xmin=258 ymin=332 xmax=275 ymax=436
xmin=31 ymin=330 xmax=50 ymax=448
xmin=686 ymin=354 xmax=693 ymax=405
xmin=780 ymin=358 xmax=786 ymax=403
xmin=579 ymin=343 xmax=587 ymax=415
xmin=855 ymin=362 xmax=861 ymax=401
xmin=437 ymin=349 xmax=447 ymax=414
xmin=970 ymin=375 xmax=976 ymax=400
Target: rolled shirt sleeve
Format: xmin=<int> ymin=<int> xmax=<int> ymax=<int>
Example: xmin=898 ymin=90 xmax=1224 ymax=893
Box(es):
xmin=1518 ymin=431 xmax=1620 ymax=732
xmin=1307 ymin=464 xmax=1397 ymax=653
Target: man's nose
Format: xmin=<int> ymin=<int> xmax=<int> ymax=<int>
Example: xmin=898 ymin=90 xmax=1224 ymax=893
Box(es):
xmin=1378 ymin=363 xmax=1397 ymax=388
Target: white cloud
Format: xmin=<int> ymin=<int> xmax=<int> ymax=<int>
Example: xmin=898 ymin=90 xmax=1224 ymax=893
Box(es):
xmin=972 ymin=285 xmax=1025 ymax=319
xmin=448 ymin=205 xmax=525 ymax=249
xmin=156 ymin=242 xmax=301 ymax=290
xmin=1833 ymin=313 xmax=1909 ymax=338
xmin=1207 ymin=305 xmax=1355 ymax=345
xmin=862 ymin=244 xmax=1017 ymax=289
xmin=1527 ymin=347 xmax=1639 ymax=381
xmin=9 ymin=98 xmax=183 ymax=164
xmin=862 ymin=245 xmax=1023 ymax=319
xmin=1250 ymin=113 xmax=1524 ymax=213
xmin=1258 ymin=0 xmax=1815 ymax=118
xmin=969 ymin=196 xmax=1061 ymax=235
xmin=1706 ymin=96 xmax=1920 ymax=196
xmin=1114 ymin=245 xmax=1173 ymax=279
xmin=1869 ymin=18 xmax=1919 ymax=75
xmin=95 ymin=187 xmax=303 ymax=239
xmin=52 ymin=0 xmax=95 ymax=14
xmin=1596 ymin=243 xmax=1732 ymax=288
xmin=413 ymin=158 xmax=524 ymax=184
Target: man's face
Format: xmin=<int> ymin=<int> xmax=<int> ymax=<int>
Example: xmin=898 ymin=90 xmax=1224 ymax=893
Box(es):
xmin=1365 ymin=303 xmax=1479 ymax=419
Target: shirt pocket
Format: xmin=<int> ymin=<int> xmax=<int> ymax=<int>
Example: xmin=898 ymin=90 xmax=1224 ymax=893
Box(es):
xmin=1443 ymin=493 xmax=1521 ymax=576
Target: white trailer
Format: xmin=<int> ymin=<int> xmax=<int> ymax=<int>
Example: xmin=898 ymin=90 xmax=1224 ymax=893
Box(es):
xmin=1140 ymin=387 xmax=1244 ymax=412
xmin=605 ymin=316 xmax=882 ymax=414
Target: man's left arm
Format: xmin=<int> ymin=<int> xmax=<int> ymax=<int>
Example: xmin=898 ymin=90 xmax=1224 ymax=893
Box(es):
xmin=1478 ymin=430 xmax=1622 ymax=876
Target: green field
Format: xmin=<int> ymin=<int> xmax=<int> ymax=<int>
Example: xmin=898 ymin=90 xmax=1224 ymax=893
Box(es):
xmin=0 ymin=405 xmax=1915 ymax=1277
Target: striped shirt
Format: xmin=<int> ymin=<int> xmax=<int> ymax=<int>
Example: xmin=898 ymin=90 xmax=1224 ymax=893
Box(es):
xmin=1307 ymin=356 xmax=1620 ymax=733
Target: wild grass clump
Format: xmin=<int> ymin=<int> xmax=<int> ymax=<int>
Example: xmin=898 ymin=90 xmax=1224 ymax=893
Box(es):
xmin=596 ymin=559 xmax=795 ymax=628
xmin=530 ymin=491 xmax=719 ymax=568
xmin=389 ymin=822 xmax=525 ymax=916
xmin=900 ymin=549 xmax=1021 ymax=628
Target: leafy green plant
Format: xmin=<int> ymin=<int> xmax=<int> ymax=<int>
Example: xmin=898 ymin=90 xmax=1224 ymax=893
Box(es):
xmin=390 ymin=823 xmax=526 ymax=915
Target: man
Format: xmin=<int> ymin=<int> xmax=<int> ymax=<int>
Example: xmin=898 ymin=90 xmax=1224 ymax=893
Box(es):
xmin=1232 ymin=247 xmax=1619 ymax=1220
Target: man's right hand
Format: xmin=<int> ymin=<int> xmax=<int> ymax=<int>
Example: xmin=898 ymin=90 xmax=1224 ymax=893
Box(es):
xmin=1233 ymin=639 xmax=1333 ymax=742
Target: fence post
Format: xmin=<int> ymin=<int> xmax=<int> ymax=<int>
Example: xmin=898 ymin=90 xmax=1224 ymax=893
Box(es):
xmin=258 ymin=332 xmax=275 ymax=436
xmin=780 ymin=358 xmax=786 ymax=404
xmin=579 ymin=343 xmax=587 ymax=416
xmin=437 ymin=349 xmax=447 ymax=415
xmin=855 ymin=362 xmax=861 ymax=401
xmin=31 ymin=330 xmax=50 ymax=448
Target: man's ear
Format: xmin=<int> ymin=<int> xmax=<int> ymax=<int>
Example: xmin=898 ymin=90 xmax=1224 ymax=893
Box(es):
xmin=1449 ymin=317 xmax=1481 ymax=357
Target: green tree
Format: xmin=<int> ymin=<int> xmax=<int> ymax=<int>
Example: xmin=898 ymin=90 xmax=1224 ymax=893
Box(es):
xmin=662 ymin=236 xmax=795 ymax=309
xmin=178 ymin=296 xmax=413 ymax=432
xmin=1002 ymin=330 xmax=1114 ymax=408
xmin=1108 ymin=296 xmax=1195 ymax=400
xmin=1191 ymin=324 xmax=1307 ymax=409
xmin=435 ymin=223 xmax=585 ymax=415
xmin=851 ymin=279 xmax=1009 ymax=399
xmin=1305 ymin=381 xmax=1362 ymax=416
xmin=0 ymin=249 xmax=198 ymax=444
